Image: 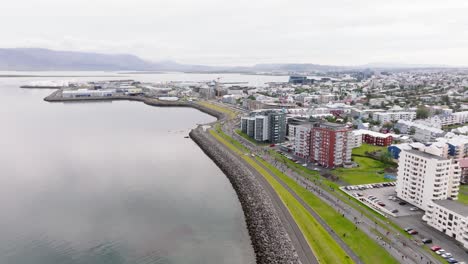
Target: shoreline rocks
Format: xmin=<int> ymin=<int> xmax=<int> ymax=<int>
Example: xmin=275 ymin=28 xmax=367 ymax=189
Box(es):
xmin=43 ymin=90 xmax=300 ymax=263
xmin=190 ymin=127 xmax=300 ymax=264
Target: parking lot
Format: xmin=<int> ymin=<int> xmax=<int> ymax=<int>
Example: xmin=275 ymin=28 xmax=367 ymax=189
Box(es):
xmin=342 ymin=183 xmax=468 ymax=262
xmin=341 ymin=183 xmax=422 ymax=217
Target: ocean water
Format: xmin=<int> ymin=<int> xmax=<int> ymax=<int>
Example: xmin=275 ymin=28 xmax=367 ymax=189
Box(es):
xmin=0 ymin=72 xmax=285 ymax=264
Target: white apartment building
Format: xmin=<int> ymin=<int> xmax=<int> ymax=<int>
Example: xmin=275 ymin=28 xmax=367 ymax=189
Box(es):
xmin=424 ymin=200 xmax=468 ymax=249
xmin=396 ymin=149 xmax=461 ymax=211
xmin=293 ymin=124 xmax=313 ymax=158
xmin=395 ymin=120 xmax=445 ymax=142
xmin=372 ymin=111 xmax=416 ymax=124
xmin=425 ymin=111 xmax=468 ymax=127
xmin=453 ymin=111 xmax=468 ymax=124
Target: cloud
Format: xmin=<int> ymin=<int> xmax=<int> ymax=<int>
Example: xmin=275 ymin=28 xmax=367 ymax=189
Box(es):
xmin=1 ymin=0 xmax=467 ymax=66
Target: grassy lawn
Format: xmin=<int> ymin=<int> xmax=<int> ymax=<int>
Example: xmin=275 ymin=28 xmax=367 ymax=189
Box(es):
xmin=234 ymin=129 xmax=270 ymax=146
xmin=244 ymin=157 xmax=354 ymax=264
xmin=210 ymin=126 xmax=354 ymax=263
xmin=333 ymin=156 xmax=391 ymax=185
xmin=332 ymin=144 xmax=395 ymax=185
xmin=210 ymin=124 xmax=404 ymax=261
xmin=352 ymin=144 xmax=387 ymax=156
xmin=197 ymin=101 xmax=237 ymax=119
xmin=268 ymin=146 xmax=408 ymax=238
xmin=213 ymin=124 xmax=250 ymax=153
xmin=458 ymin=185 xmax=468 ymax=205
xmin=257 ymin=158 xmax=398 ymax=264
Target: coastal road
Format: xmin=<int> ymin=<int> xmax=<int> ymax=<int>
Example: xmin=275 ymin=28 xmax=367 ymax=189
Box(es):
xmin=210 ymin=129 xmax=318 ymax=264
xmin=219 ymin=118 xmax=434 ymax=263
xmin=252 ymin=158 xmax=363 ymax=264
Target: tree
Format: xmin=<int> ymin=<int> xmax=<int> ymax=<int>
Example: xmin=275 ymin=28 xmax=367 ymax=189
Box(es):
xmin=416 ymin=106 xmax=430 ymax=119
xmin=383 ymin=122 xmax=393 ymax=129
xmin=247 ymin=95 xmax=256 ymax=100
xmin=393 ymin=128 xmax=401 ymax=134
xmin=442 ymin=95 xmax=450 ymax=105
xmin=409 ymin=127 xmax=416 ymax=135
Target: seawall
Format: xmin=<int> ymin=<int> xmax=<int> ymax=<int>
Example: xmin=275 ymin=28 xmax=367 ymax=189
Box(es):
xmin=190 ymin=127 xmax=300 ymax=264
xmin=44 ymin=90 xmax=300 ymax=263
xmin=44 ymin=91 xmax=224 ymax=120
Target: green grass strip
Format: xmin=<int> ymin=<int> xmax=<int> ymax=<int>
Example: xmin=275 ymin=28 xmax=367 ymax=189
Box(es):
xmin=243 ymin=157 xmax=354 ymax=264
xmin=198 ymin=101 xmax=237 ymax=119
xmin=257 ymin=158 xmax=399 ymax=264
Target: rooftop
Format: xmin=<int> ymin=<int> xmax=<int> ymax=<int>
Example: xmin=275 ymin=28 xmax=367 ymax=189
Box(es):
xmin=404 ymin=149 xmax=447 ymax=161
xmin=433 ymin=199 xmax=468 ymax=216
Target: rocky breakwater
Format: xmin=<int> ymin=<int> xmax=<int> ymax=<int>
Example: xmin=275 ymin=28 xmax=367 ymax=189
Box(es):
xmin=44 ymin=90 xmax=225 ymax=121
xmin=190 ymin=126 xmax=300 ymax=264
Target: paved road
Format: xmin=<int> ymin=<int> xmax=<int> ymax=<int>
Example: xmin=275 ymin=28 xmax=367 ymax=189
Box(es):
xmin=253 ymin=158 xmax=362 ymax=264
xmin=215 ymin=101 xmax=442 ymax=263
xmin=214 ymin=128 xmax=318 ymax=264
xmin=225 ymin=123 xmax=438 ymax=263
xmin=261 ymin=153 xmax=443 ymax=264
xmin=393 ymin=215 xmax=468 ymax=262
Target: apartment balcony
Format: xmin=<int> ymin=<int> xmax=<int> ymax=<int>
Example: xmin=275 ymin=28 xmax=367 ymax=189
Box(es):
xmin=463 ymin=232 xmax=468 ymax=240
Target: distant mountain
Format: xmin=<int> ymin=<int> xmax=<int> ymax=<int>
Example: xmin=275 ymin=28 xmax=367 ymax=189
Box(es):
xmin=249 ymin=63 xmax=350 ymax=72
xmin=0 ymin=48 xmax=159 ymax=71
xmin=0 ymin=48 xmax=463 ymax=72
xmin=359 ymin=62 xmax=452 ymax=69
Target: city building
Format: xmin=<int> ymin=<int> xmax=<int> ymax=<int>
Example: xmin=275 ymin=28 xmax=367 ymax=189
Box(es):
xmin=352 ymin=129 xmax=393 ymax=147
xmin=289 ymin=76 xmax=314 ymax=85
xmin=396 ymin=149 xmax=461 ymax=211
xmin=395 ymin=120 xmax=445 ymax=142
xmin=372 ymin=111 xmax=416 ymax=124
xmin=240 ymin=110 xmax=286 ymax=143
xmin=309 ymin=122 xmax=353 ymax=168
xmin=458 ymin=158 xmax=468 ymax=184
xmin=424 ymin=200 xmax=468 ymax=250
xmin=293 ymin=123 xmax=314 ymax=159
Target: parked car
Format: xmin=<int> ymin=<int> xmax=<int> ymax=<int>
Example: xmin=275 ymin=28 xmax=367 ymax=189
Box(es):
xmin=399 ymin=201 xmax=407 ymax=205
xmin=269 ymin=144 xmax=276 ymax=147
xmin=388 ymin=196 xmax=394 ymax=200
xmin=377 ymin=202 xmax=385 ymax=206
xmin=404 ymin=227 xmax=413 ymax=232
xmin=447 ymin=258 xmax=458 ymax=264
xmin=436 ymin=249 xmax=446 ymax=255
xmin=422 ymin=238 xmax=432 ymax=244
xmin=430 ymin=245 xmax=441 ymax=251
xmin=441 ymin=253 xmax=453 ymax=259
xmin=408 ymin=230 xmax=418 ymax=235
xmin=409 ymin=207 xmax=419 ymax=211
xmin=391 ymin=209 xmax=399 ymax=213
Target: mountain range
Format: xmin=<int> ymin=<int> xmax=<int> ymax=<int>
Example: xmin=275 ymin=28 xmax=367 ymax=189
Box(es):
xmin=0 ymin=48 xmax=461 ymax=72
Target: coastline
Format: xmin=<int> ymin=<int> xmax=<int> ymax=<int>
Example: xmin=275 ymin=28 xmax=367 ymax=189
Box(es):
xmin=44 ymin=91 xmax=225 ymax=120
xmin=43 ymin=90 xmax=300 ymax=264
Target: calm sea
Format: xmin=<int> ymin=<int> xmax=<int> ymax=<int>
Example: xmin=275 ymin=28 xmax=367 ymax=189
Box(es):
xmin=0 ymin=72 xmax=286 ymax=264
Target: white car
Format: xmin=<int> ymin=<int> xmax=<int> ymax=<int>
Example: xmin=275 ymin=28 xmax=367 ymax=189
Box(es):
xmin=436 ymin=249 xmax=446 ymax=255
xmin=441 ymin=253 xmax=453 ymax=259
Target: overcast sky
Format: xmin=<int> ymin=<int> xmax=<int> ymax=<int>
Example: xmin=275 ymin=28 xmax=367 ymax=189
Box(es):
xmin=2 ymin=0 xmax=468 ymax=66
